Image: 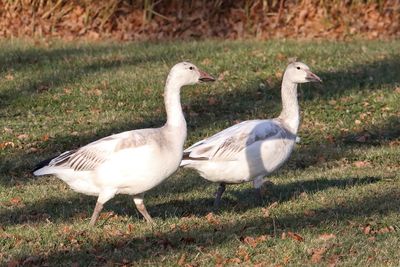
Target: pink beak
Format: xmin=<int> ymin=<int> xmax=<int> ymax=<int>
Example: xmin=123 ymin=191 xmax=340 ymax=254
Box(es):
xmin=198 ymin=69 xmax=215 ymax=82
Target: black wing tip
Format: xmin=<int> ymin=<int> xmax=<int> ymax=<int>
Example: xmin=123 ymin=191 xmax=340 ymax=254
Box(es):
xmin=32 ymin=157 xmax=53 ymax=174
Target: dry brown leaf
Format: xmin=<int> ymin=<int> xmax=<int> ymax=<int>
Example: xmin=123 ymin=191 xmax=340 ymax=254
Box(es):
xmin=311 ymin=247 xmax=327 ymax=263
xmin=262 ymin=201 xmax=278 ymax=218
xmin=0 ymin=141 xmax=15 ymax=149
xmin=237 ymin=248 xmax=250 ymax=262
xmin=177 ymin=253 xmax=186 ymax=266
xmin=10 ymin=196 xmax=22 ymax=205
xmin=287 ymin=231 xmax=304 ymax=242
xmin=17 ymin=134 xmax=29 ymax=140
xmin=3 ymin=127 xmax=13 ymax=133
xmin=62 ymin=226 xmax=71 ymax=234
xmin=353 ymin=161 xmax=370 ymax=168
xmin=243 ymin=236 xmax=257 ymax=248
xmin=304 ymin=210 xmax=316 ymax=217
xmin=228 ymin=257 xmax=242 ymax=263
xmin=319 ymin=233 xmax=336 ymax=240
xmin=275 ymin=53 xmax=286 ymax=61
xmin=42 ymin=134 xmax=50 ymax=141
xmin=363 ymin=225 xmax=372 ymax=235
xmin=5 ymin=74 xmax=14 ymax=80
xmin=205 ymin=212 xmax=220 ymax=226
xmin=281 ymin=232 xmax=287 ymax=239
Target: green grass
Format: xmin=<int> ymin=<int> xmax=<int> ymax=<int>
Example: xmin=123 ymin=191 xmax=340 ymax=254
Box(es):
xmin=0 ymin=39 xmax=399 ymax=266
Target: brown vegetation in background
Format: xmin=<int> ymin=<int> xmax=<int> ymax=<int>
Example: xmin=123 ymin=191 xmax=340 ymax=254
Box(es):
xmin=0 ymin=0 xmax=399 ymax=41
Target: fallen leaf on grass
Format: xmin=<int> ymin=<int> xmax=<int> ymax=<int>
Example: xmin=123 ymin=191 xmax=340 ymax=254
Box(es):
xmin=236 ymin=248 xmax=250 ymax=262
xmin=205 ymin=212 xmax=221 ymax=226
xmin=328 ymin=99 xmax=337 ymax=105
xmin=275 ymin=53 xmax=286 ymax=61
xmin=228 ymin=257 xmax=242 ymax=263
xmin=10 ymin=196 xmax=22 ymax=205
xmin=311 ymin=247 xmax=327 ymax=263
xmin=242 ymin=236 xmax=256 ymax=248
xmin=353 ymin=161 xmax=370 ymax=168
xmin=0 ymin=141 xmax=15 ymax=149
xmin=3 ymin=127 xmax=13 ymax=133
xmin=304 ymin=210 xmax=316 ymax=217
xmin=363 ymin=225 xmax=396 ymax=235
xmin=319 ymin=233 xmax=336 ymax=240
xmin=287 ymin=231 xmax=304 ymax=242
xmin=42 ymin=134 xmax=50 ymax=141
xmin=62 ymin=226 xmax=71 ymax=234
xmin=127 ymin=223 xmax=134 ymax=233
xmin=363 ymin=225 xmax=371 ymax=234
xmin=17 ymin=134 xmax=29 ymax=140
xmin=5 ymin=74 xmax=14 ymax=80
xmin=262 ymin=201 xmax=278 ymax=218
xmin=177 ymin=253 xmax=186 ymax=266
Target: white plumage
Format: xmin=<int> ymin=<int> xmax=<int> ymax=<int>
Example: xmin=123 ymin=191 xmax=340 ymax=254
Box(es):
xmin=181 ymin=62 xmax=321 ymax=206
xmin=33 ymin=62 xmax=215 ymax=225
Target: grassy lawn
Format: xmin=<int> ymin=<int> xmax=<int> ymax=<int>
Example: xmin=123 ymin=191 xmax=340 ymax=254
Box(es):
xmin=0 ymin=39 xmax=399 ymax=266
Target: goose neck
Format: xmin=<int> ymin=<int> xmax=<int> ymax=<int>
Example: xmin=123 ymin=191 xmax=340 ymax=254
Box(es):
xmin=164 ymin=80 xmax=186 ymax=129
xmin=278 ymin=78 xmax=300 ymax=134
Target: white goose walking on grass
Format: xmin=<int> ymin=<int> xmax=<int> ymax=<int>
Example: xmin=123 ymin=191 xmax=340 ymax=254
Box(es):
xmin=180 ymin=62 xmax=321 ymax=207
xmin=33 ymin=62 xmax=215 ymax=225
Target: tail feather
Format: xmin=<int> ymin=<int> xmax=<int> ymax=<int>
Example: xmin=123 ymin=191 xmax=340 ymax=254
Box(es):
xmin=33 ymin=157 xmax=54 ymax=175
xmin=180 ymin=152 xmax=208 ymax=167
xmin=33 ymin=150 xmax=76 ymax=176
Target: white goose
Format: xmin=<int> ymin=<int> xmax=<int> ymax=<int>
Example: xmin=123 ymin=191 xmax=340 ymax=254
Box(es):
xmin=181 ymin=62 xmax=321 ymax=207
xmin=33 ymin=62 xmax=215 ymax=225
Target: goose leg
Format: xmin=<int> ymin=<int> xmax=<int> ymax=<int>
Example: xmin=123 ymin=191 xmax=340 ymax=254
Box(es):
xmin=89 ymin=202 xmax=103 ymax=226
xmin=253 ymin=176 xmax=265 ymax=201
xmin=89 ymin=189 xmax=117 ymax=226
xmin=253 ymin=176 xmax=274 ymax=201
xmin=214 ymin=183 xmax=226 ymax=208
xmin=133 ymin=194 xmax=154 ymax=224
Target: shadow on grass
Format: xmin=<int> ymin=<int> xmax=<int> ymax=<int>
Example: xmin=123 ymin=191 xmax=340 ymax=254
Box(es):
xmin=10 ymin=179 xmax=399 ymax=265
xmin=0 ymin=42 xmax=214 ymax=110
xmin=0 ymin=176 xmax=381 ymax=226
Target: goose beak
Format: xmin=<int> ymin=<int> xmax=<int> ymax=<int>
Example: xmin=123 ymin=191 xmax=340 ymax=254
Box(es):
xmin=305 ymin=70 xmax=322 ymax=83
xmin=198 ymin=69 xmax=215 ymax=83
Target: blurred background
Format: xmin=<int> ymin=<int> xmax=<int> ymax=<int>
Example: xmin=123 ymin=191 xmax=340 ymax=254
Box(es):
xmin=1 ymin=0 xmax=399 ymax=41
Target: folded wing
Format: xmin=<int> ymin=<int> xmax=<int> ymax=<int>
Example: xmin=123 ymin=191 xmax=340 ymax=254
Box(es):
xmin=184 ymin=120 xmax=288 ymax=162
xmin=34 ymin=129 xmax=155 ymax=175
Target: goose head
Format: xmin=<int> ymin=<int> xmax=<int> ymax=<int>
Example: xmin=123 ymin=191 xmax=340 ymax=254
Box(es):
xmin=284 ymin=62 xmax=322 ymax=84
xmin=168 ymin=62 xmax=215 ymax=87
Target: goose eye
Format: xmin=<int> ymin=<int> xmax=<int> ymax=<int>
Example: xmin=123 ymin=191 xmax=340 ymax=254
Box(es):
xmin=296 ymin=67 xmax=300 ymax=70
xmin=189 ymin=66 xmax=194 ymax=70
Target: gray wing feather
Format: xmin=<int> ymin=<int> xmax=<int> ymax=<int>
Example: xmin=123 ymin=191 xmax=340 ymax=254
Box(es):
xmin=185 ymin=120 xmax=288 ymax=161
xmin=47 ymin=129 xmax=157 ymax=171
